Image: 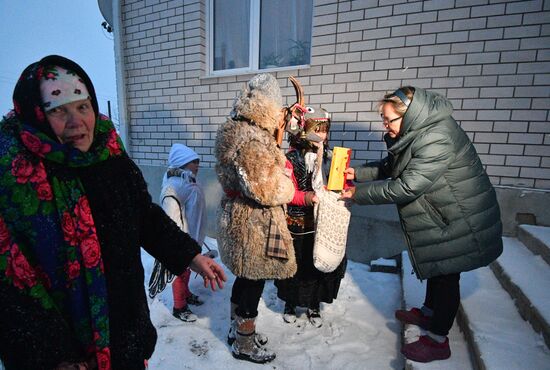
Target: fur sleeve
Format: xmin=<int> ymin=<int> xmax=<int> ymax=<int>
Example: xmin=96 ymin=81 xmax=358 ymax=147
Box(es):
xmin=235 ymin=139 xmax=294 ymax=206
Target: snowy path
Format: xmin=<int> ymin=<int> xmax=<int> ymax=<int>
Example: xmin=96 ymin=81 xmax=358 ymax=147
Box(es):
xmin=142 ymin=237 xmax=404 ymax=370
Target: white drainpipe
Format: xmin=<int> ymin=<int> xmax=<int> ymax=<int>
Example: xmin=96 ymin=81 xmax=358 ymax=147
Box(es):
xmin=112 ymin=0 xmax=130 ymax=152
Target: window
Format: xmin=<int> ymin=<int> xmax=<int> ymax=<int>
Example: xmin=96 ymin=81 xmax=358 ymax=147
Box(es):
xmin=210 ymin=0 xmax=312 ymax=74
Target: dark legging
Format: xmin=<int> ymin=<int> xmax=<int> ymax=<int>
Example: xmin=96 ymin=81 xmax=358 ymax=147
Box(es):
xmin=231 ymin=277 xmax=266 ymax=319
xmin=424 ymin=273 xmax=461 ymax=336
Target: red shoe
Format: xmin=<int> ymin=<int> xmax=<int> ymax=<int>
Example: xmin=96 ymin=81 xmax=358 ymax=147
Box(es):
xmin=401 ymin=335 xmax=451 ymax=363
xmin=395 ymin=307 xmax=431 ymax=329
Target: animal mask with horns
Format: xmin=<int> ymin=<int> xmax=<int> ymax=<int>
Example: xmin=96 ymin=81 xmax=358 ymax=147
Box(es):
xmin=275 ymin=76 xmax=308 ymax=146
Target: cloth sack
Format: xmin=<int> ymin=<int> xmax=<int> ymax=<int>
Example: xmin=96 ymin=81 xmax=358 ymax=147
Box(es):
xmin=311 ymin=145 xmax=351 ymax=272
xmin=312 ymin=189 xmax=351 ymax=272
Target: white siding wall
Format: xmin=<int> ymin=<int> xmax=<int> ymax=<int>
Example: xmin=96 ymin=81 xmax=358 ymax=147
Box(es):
xmin=121 ymin=0 xmax=550 ymax=189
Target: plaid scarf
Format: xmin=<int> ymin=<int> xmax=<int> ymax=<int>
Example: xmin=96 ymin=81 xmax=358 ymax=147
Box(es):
xmin=265 ymin=208 xmax=289 ymax=260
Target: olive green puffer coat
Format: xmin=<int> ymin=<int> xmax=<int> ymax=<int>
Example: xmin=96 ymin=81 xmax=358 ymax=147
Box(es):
xmin=353 ymin=88 xmax=502 ymax=279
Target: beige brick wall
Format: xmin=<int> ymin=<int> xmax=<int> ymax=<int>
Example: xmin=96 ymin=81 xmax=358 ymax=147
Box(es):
xmin=121 ymin=0 xmax=550 ymax=189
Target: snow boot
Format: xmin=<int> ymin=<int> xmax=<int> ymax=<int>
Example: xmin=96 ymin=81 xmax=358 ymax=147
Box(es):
xmin=227 ymin=303 xmax=268 ymax=346
xmin=307 ymin=308 xmax=323 ymax=328
xmin=395 ymin=307 xmax=431 ymax=330
xmin=283 ymin=303 xmax=297 ymax=323
xmin=231 ymin=315 xmax=276 ymax=364
xmin=401 ymin=335 xmax=451 ymax=363
xmin=172 ymin=305 xmax=197 ymax=322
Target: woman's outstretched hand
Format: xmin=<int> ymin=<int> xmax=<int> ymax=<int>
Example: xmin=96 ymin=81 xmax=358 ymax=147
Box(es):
xmin=344 ymin=167 xmax=355 ymax=181
xmin=340 ymin=187 xmax=356 ymax=201
xmin=189 ymin=254 xmax=227 ymax=291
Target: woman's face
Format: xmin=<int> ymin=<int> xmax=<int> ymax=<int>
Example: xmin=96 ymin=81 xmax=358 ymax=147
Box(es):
xmin=380 ymin=103 xmax=403 ymax=139
xmin=315 ymin=131 xmax=328 ymax=143
xmin=45 ymin=99 xmax=95 ymax=152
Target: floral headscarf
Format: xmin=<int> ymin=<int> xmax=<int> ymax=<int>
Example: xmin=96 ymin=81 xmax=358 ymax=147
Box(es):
xmin=0 ymin=55 xmax=123 ymax=370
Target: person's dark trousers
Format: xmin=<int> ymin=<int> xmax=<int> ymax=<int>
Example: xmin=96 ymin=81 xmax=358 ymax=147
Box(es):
xmin=424 ymin=273 xmax=461 ymax=336
xmin=231 ymin=277 xmax=266 ymax=318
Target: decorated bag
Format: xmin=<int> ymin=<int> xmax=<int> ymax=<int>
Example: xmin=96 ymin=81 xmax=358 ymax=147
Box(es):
xmin=311 ymin=145 xmax=351 ymax=272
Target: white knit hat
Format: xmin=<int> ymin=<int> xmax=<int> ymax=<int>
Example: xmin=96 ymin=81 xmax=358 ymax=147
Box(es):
xmin=167 ymin=143 xmax=199 ymax=168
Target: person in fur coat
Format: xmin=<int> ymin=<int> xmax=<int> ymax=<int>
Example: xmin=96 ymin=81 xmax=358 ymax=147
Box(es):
xmin=215 ymin=73 xmax=296 ymax=364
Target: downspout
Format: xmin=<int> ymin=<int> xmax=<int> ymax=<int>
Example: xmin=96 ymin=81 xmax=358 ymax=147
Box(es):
xmin=112 ymin=0 xmax=130 ymax=152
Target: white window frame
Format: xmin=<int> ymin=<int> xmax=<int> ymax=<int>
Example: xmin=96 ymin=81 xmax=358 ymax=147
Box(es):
xmin=206 ymin=0 xmax=311 ymax=77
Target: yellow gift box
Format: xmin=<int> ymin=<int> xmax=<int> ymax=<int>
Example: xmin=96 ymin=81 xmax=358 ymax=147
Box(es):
xmin=327 ymin=147 xmax=352 ymax=191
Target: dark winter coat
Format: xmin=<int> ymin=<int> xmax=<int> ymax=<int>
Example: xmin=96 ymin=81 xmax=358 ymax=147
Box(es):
xmin=0 ymin=154 xmax=201 ymax=369
xmin=352 ymin=87 xmax=503 ymax=279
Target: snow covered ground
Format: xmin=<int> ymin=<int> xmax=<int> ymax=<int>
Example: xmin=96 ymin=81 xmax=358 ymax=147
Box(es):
xmin=142 ymin=237 xmax=404 ymax=370
xmin=2 ymin=233 xmax=548 ymax=369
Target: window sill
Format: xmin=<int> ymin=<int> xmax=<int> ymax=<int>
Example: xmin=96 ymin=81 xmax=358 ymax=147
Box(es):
xmin=199 ymin=64 xmax=311 ymax=81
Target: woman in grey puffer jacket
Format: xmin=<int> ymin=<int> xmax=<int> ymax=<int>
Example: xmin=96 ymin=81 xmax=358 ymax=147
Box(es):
xmin=342 ymin=86 xmax=502 ymax=363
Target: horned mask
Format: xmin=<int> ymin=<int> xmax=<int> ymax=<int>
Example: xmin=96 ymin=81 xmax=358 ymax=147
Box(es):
xmin=275 ymin=76 xmax=308 ymax=146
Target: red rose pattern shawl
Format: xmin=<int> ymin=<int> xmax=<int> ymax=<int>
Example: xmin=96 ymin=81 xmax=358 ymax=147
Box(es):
xmin=0 ymin=111 xmax=124 ymax=370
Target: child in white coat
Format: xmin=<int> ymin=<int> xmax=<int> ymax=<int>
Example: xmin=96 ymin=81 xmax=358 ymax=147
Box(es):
xmin=160 ymin=144 xmax=207 ymax=322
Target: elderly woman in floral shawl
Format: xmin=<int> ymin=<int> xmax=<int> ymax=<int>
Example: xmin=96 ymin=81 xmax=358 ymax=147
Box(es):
xmin=0 ymin=55 xmax=226 ymax=370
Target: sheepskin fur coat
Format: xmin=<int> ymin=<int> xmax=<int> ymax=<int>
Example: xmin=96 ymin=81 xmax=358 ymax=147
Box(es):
xmin=215 ymin=75 xmax=297 ymax=280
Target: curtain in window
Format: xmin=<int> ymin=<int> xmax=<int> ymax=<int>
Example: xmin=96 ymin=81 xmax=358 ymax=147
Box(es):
xmin=213 ymin=0 xmax=250 ymax=70
xmin=259 ymin=0 xmax=312 ymax=69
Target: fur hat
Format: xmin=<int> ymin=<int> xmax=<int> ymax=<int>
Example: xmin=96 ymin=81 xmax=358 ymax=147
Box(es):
xmin=247 ymin=73 xmax=282 ymax=106
xmin=168 ymin=143 xmax=199 ymax=168
xmin=230 ymin=73 xmax=283 ymax=134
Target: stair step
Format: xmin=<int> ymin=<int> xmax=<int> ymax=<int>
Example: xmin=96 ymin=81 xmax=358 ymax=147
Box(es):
xmin=460 ymin=265 xmax=550 ymax=369
xmin=401 ymin=252 xmax=473 ymax=370
xmin=370 ymin=257 xmax=400 ymax=274
xmin=517 ymin=224 xmax=550 ymax=266
xmin=491 ymin=237 xmax=550 ymax=349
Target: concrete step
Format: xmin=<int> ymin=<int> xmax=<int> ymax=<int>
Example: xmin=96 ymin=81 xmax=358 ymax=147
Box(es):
xmin=490 ymin=237 xmax=550 ymax=350
xmin=369 ymin=255 xmax=401 ymax=274
xmin=400 ymin=246 xmax=550 ymax=369
xmin=460 ymin=264 xmax=550 ymax=369
xmin=517 ymin=224 xmax=550 ymax=266
xmin=401 ymin=252 xmax=473 ymax=370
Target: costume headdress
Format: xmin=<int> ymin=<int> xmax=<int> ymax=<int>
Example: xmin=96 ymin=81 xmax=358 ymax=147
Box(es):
xmin=277 ymin=76 xmax=307 ymax=146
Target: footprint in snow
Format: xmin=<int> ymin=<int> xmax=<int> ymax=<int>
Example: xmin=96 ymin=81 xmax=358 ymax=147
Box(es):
xmin=189 ymin=339 xmax=209 ymax=357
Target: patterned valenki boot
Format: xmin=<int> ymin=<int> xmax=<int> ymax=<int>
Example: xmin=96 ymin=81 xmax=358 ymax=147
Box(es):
xmin=227 ymin=303 xmax=268 ymax=346
xmin=231 ymin=315 xmax=276 ymax=364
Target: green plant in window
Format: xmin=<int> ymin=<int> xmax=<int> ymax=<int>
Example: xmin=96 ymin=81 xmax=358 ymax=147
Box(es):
xmin=261 ymin=52 xmax=283 ymax=68
xmin=288 ymin=39 xmax=310 ymax=66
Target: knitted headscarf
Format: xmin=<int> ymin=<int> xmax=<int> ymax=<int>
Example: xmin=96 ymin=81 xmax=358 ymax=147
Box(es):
xmin=0 ymin=55 xmax=123 ymax=370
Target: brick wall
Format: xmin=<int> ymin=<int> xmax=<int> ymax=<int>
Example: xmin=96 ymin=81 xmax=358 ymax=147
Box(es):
xmin=121 ymin=0 xmax=550 ymax=189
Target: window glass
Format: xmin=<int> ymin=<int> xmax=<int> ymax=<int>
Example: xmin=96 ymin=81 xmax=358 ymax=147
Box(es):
xmin=259 ymin=0 xmax=312 ymax=69
xmin=213 ymin=0 xmax=250 ymax=71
